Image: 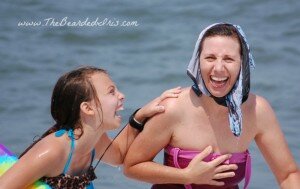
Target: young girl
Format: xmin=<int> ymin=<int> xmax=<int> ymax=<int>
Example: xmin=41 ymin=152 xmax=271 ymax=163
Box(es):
xmin=0 ymin=66 xmax=237 ymax=189
xmin=0 ymin=66 xmax=182 ymax=189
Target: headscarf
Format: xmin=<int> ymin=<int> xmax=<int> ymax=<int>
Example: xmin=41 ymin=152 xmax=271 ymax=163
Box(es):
xmin=187 ymin=23 xmax=255 ymax=137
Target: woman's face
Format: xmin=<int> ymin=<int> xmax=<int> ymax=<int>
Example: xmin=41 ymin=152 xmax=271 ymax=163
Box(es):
xmin=90 ymin=73 xmax=125 ymax=130
xmin=199 ymin=35 xmax=241 ymax=97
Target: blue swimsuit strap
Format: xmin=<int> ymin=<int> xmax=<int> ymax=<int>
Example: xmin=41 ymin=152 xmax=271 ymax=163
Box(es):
xmin=53 ymin=129 xmax=76 ymax=174
xmin=55 ymin=129 xmax=96 ymax=174
xmin=63 ymin=130 xmax=75 ymax=174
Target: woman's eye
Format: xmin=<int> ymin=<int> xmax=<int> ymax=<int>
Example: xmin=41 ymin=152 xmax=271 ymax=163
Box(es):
xmin=205 ymin=57 xmax=215 ymax=61
xmin=224 ymin=58 xmax=234 ymax=63
xmin=110 ymin=90 xmax=115 ymax=95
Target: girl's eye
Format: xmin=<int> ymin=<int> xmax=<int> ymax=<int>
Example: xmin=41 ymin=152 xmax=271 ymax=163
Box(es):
xmin=109 ymin=90 xmax=115 ymax=95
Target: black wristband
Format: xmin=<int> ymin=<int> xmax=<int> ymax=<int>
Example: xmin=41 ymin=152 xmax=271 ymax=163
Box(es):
xmin=129 ymin=108 xmax=144 ymax=132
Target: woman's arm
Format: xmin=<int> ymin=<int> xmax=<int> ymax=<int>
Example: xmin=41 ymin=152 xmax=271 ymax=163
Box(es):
xmin=254 ymin=96 xmax=300 ymax=188
xmin=95 ymin=87 xmax=182 ymax=165
xmin=124 ymin=97 xmax=237 ymax=186
xmin=0 ymin=140 xmax=64 ymax=189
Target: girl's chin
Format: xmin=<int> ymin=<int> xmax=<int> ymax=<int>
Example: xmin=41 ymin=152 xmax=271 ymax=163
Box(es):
xmin=106 ymin=123 xmax=121 ymax=131
xmin=114 ymin=116 xmax=122 ymax=127
xmin=103 ymin=119 xmax=122 ymax=131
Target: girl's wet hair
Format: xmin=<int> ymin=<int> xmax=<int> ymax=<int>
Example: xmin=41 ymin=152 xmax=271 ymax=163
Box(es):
xmin=198 ymin=23 xmax=242 ymax=56
xmin=20 ymin=66 xmax=107 ymax=157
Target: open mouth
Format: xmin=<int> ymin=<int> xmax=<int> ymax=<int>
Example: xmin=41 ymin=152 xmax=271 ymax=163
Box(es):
xmin=115 ymin=104 xmax=124 ymax=119
xmin=210 ymin=76 xmax=229 ymax=88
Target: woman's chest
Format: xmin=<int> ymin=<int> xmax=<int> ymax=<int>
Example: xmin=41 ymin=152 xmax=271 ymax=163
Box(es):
xmin=170 ymin=110 xmax=257 ymax=153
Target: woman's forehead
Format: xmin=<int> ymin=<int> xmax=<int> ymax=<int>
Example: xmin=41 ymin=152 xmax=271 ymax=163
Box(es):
xmin=201 ymin=36 xmax=241 ymax=55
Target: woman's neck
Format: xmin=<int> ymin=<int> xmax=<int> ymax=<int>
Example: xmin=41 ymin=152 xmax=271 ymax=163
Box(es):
xmin=201 ymin=95 xmax=228 ymax=116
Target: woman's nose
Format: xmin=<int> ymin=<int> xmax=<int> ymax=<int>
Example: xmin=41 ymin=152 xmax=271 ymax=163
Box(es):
xmin=213 ymin=59 xmax=225 ymax=72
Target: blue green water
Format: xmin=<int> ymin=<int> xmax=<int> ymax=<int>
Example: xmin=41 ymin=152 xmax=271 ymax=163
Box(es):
xmin=0 ymin=0 xmax=299 ymax=188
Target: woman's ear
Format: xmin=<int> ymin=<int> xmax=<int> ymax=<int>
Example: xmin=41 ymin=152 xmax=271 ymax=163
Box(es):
xmin=80 ymin=102 xmax=95 ymax=115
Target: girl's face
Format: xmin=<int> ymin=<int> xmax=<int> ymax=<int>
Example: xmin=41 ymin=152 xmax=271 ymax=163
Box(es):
xmin=90 ymin=73 xmax=125 ymax=130
xmin=199 ymin=35 xmax=241 ymax=97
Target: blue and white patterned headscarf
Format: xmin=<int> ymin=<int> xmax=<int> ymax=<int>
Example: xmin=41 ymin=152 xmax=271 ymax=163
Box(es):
xmin=187 ymin=23 xmax=255 ymax=137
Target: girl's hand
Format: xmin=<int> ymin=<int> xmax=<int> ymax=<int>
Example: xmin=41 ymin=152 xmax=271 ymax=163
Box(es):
xmin=184 ymin=146 xmax=238 ymax=186
xmin=134 ymin=87 xmax=182 ymax=123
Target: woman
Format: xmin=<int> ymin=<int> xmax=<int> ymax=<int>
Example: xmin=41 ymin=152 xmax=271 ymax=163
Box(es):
xmin=0 ymin=66 xmax=236 ymax=189
xmin=124 ymin=23 xmax=300 ymax=189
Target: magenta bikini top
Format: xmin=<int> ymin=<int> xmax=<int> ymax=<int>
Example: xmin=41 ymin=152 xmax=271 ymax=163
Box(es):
xmin=164 ymin=145 xmax=251 ymax=189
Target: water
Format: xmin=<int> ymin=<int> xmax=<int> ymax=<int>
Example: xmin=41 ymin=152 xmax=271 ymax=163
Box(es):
xmin=0 ymin=0 xmax=299 ymax=188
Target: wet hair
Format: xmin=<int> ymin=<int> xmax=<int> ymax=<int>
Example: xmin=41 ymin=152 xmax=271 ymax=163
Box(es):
xmin=198 ymin=23 xmax=242 ymax=56
xmin=20 ymin=66 xmax=107 ymax=157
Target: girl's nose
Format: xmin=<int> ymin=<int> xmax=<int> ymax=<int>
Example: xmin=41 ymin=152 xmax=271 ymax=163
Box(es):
xmin=119 ymin=92 xmax=125 ymax=101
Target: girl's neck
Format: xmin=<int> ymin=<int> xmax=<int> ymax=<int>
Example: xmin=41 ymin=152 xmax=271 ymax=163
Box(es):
xmin=72 ymin=123 xmax=105 ymax=157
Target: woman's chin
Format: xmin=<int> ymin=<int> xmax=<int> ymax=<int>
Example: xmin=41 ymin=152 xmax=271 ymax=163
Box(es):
xmin=207 ymin=83 xmax=233 ymax=98
xmin=207 ymin=88 xmax=228 ymax=98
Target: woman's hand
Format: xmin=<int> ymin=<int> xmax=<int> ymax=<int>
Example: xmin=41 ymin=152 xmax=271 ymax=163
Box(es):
xmin=134 ymin=87 xmax=182 ymax=122
xmin=184 ymin=146 xmax=238 ymax=186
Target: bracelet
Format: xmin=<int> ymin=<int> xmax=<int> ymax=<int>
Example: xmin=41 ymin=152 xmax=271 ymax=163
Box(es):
xmin=129 ymin=108 xmax=144 ymax=132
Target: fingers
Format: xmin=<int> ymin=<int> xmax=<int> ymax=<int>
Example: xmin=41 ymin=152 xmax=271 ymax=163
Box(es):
xmin=213 ymin=172 xmax=235 ymax=180
xmin=159 ymin=87 xmax=182 ymax=101
xmin=141 ymin=87 xmax=182 ymax=118
xmin=165 ymin=86 xmax=182 ymax=94
xmin=154 ymin=106 xmax=165 ymax=113
xmin=210 ymin=154 xmax=232 ymax=167
xmin=215 ymin=164 xmax=238 ymax=173
xmin=192 ymin=146 xmax=213 ymax=162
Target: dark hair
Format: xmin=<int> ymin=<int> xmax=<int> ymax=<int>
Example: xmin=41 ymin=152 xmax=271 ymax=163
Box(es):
xmin=20 ymin=66 xmax=107 ymax=157
xmin=198 ymin=23 xmax=242 ymax=56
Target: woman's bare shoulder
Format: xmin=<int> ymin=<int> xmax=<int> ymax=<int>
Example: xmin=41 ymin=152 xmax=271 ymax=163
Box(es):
xmin=159 ymin=87 xmax=191 ymax=117
xmin=246 ymin=93 xmax=273 ymax=113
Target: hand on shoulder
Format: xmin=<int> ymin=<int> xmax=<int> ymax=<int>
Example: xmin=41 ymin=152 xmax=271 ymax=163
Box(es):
xmin=145 ymin=87 xmax=189 ymax=127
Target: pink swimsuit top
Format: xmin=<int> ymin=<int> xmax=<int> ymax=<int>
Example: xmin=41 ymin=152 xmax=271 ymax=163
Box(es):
xmin=152 ymin=145 xmax=251 ymax=189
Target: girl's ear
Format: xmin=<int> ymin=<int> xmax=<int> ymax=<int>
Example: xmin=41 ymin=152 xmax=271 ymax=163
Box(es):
xmin=80 ymin=102 xmax=95 ymax=115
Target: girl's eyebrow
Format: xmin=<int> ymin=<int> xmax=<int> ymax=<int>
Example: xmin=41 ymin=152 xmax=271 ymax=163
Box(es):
xmin=106 ymin=85 xmax=115 ymax=92
xmin=107 ymin=85 xmax=115 ymax=90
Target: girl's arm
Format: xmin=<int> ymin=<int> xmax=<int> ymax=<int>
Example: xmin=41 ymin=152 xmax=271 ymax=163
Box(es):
xmin=0 ymin=140 xmax=64 ymax=189
xmin=95 ymin=87 xmax=182 ymax=165
xmin=254 ymin=95 xmax=300 ymax=189
xmin=123 ymin=97 xmax=237 ymax=186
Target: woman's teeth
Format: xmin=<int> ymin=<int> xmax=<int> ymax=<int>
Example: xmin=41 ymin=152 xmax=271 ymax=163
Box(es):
xmin=210 ymin=76 xmax=228 ymax=82
xmin=210 ymin=76 xmax=229 ymax=88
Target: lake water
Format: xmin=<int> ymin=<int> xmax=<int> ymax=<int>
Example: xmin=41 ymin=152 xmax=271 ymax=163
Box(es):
xmin=0 ymin=0 xmax=299 ymax=188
